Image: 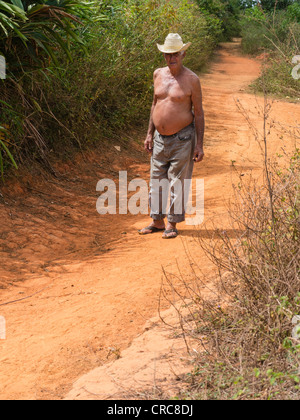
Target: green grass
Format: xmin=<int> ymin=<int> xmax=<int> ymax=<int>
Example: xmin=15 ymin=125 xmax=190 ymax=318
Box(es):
xmin=240 ymin=7 xmax=300 ymax=100
xmin=1 ymin=0 xmax=223 ymax=175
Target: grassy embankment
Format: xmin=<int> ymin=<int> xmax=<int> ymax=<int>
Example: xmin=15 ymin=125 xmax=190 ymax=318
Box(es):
xmin=0 ymin=0 xmax=227 ymax=178
xmin=166 ymin=3 xmax=300 ymax=401
xmin=241 ymin=3 xmax=300 ymax=99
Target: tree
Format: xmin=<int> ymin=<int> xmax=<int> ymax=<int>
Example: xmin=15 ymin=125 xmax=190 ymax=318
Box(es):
xmin=259 ymin=0 xmax=295 ymax=11
xmin=196 ymin=0 xmax=243 ymax=38
xmin=0 ymin=0 xmax=92 ymax=73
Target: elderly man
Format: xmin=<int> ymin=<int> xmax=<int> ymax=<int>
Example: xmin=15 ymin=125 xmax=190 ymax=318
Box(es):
xmin=139 ymin=33 xmax=205 ymax=238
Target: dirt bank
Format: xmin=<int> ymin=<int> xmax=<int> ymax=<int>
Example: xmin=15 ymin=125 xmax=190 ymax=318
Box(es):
xmin=0 ymin=39 xmax=299 ymax=400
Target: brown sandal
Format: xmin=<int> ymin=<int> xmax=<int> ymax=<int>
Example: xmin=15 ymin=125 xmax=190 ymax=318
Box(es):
xmin=162 ymin=228 xmax=178 ymax=239
xmin=138 ymin=226 xmax=165 ymax=235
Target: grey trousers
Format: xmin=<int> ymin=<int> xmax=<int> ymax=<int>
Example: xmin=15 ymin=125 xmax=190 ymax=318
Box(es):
xmin=150 ymin=122 xmax=196 ymax=223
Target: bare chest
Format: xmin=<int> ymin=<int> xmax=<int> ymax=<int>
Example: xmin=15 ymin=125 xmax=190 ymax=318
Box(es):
xmin=154 ymin=76 xmax=191 ymax=103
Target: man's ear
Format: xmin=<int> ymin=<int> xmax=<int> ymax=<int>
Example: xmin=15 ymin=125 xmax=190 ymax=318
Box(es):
xmin=181 ymin=51 xmax=186 ymax=59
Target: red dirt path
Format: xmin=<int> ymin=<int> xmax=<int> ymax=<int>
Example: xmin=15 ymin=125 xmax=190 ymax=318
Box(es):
xmin=0 ymin=39 xmax=298 ymax=400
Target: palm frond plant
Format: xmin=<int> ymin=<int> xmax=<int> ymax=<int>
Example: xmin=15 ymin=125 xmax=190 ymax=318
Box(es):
xmin=1 ymin=0 xmax=94 ymax=72
xmin=0 ymin=123 xmax=18 ymax=179
xmin=0 ymin=0 xmax=95 ymax=176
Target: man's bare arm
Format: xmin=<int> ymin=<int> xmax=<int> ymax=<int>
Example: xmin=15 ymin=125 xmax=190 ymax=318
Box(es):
xmin=144 ymin=94 xmax=157 ymax=153
xmin=191 ymin=76 xmax=205 ymax=162
xmin=144 ymin=70 xmax=159 ymax=153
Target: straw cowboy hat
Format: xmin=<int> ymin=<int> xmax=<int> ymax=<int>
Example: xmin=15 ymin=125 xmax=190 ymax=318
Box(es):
xmin=157 ymin=33 xmax=191 ymax=54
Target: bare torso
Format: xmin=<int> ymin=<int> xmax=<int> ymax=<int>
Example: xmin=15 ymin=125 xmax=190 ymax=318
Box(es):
xmin=152 ymin=66 xmax=195 ymax=136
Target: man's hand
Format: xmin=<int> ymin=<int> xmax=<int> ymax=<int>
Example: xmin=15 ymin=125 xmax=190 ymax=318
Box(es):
xmin=144 ymin=135 xmax=153 ymax=154
xmin=193 ymin=145 xmax=204 ymax=162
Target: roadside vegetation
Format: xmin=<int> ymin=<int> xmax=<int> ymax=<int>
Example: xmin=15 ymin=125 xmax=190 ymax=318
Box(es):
xmin=0 ymin=0 xmax=242 ymax=178
xmin=160 ymin=102 xmax=300 ymax=400
xmin=159 ymin=0 xmax=300 ymax=401
xmin=1 ymin=0 xmax=299 ymax=401
xmin=240 ymin=1 xmax=300 ymax=98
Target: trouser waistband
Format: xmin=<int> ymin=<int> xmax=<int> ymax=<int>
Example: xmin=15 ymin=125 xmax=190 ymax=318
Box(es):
xmin=159 ymin=121 xmax=195 ymax=139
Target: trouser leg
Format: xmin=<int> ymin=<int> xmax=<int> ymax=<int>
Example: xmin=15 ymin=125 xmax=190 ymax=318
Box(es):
xmin=149 ymin=126 xmax=196 ymax=223
xmin=167 ymin=137 xmax=195 ymax=224
xmin=149 ymin=131 xmax=169 ymax=221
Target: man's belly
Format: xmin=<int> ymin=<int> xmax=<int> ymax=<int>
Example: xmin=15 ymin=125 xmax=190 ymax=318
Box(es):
xmin=153 ymin=101 xmax=194 ymax=136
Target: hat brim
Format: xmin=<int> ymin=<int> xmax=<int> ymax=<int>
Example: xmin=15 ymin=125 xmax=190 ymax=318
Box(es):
xmin=157 ymin=42 xmax=191 ymax=54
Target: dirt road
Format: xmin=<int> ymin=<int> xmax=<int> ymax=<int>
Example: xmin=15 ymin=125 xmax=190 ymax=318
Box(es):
xmin=0 ymin=40 xmax=298 ymax=400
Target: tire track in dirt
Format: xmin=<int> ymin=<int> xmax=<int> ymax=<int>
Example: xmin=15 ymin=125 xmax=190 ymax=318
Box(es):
xmin=0 ymin=39 xmax=298 ymax=400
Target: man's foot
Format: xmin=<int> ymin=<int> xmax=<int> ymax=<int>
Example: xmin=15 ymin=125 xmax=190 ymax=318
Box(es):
xmin=162 ymin=223 xmax=178 ymax=239
xmin=162 ymin=228 xmax=178 ymax=239
xmin=138 ymin=222 xmax=165 ymax=235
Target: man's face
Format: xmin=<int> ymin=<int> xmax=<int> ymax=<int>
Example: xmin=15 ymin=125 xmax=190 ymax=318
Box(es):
xmin=164 ymin=51 xmax=185 ymax=69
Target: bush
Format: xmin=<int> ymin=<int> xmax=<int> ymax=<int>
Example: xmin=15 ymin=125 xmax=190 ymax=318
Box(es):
xmin=49 ymin=0 xmax=222 ymax=137
xmin=0 ymin=0 xmax=94 ymax=173
xmin=240 ymin=6 xmax=300 ymax=98
xmin=160 ymin=108 xmax=300 ymax=399
xmin=0 ymin=0 xmax=223 ymax=174
xmin=191 ymin=149 xmax=300 ymax=400
xmin=286 ymin=2 xmax=300 ymax=23
xmin=252 ymin=50 xmax=300 ymax=97
xmin=195 ymin=0 xmax=242 ymax=40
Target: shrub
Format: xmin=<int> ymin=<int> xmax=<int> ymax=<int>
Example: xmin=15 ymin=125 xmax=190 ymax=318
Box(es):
xmin=240 ymin=6 xmax=300 ymax=98
xmin=286 ymin=2 xmax=300 ymax=23
xmin=195 ymin=0 xmax=242 ymax=40
xmin=192 ymin=149 xmax=300 ymax=400
xmin=0 ymin=0 xmax=94 ymax=173
xmin=160 ymin=106 xmax=300 ymax=400
xmin=0 ymin=0 xmax=223 ymax=174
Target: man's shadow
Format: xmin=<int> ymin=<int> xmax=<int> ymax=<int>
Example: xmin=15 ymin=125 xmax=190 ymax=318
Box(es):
xmin=180 ymin=229 xmax=245 ymax=239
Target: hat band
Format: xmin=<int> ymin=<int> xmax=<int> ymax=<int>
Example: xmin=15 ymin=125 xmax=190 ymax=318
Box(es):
xmin=164 ymin=41 xmax=183 ymax=49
